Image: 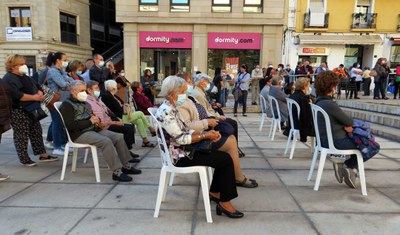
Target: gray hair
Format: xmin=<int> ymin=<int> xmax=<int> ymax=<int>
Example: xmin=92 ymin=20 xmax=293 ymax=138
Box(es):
xmin=86 ymin=80 xmax=99 ymax=90
xmin=105 ymin=79 xmax=117 ymax=92
xmin=159 ymin=76 xmax=186 ymax=97
xmin=295 ymin=77 xmax=310 ymax=91
xmin=270 ymin=76 xmax=281 ymax=86
xmin=193 ymin=73 xmax=212 ymax=85
xmin=69 ymin=80 xmax=86 ymax=91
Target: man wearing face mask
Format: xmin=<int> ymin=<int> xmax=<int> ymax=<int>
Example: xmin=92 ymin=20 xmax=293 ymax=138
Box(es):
xmin=250 ymin=65 xmax=263 ymax=105
xmin=298 ymin=60 xmax=314 ymax=79
xmin=59 ymin=80 xmax=142 ymax=182
xmin=89 ymin=54 xmax=110 ymax=95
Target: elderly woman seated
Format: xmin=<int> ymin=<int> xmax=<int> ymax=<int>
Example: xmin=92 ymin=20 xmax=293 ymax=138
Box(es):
xmin=177 ymin=89 xmax=258 ymax=188
xmin=101 ymin=80 xmax=156 ymax=147
xmin=155 ymin=76 xmax=244 ymax=218
xmin=131 ymin=81 xmax=156 ymax=115
xmin=314 ymin=71 xmax=370 ymax=189
xmin=269 ymin=76 xmax=289 ymax=131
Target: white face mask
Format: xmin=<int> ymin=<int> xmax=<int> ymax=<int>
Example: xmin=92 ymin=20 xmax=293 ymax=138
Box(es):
xmin=121 ymin=73 xmax=125 ymax=77
xmin=99 ymin=61 xmax=105 ymax=67
xmin=307 ymin=87 xmax=312 ymax=95
xmin=18 ymin=65 xmax=29 ymax=75
xmin=77 ymin=91 xmax=88 ymax=102
xmin=205 ymin=83 xmax=211 ymax=91
xmin=94 ymin=91 xmax=101 ymax=99
xmin=62 ymin=61 xmax=69 ymax=68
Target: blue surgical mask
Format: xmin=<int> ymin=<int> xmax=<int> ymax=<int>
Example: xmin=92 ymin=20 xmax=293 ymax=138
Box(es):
xmin=94 ymin=91 xmax=101 ymax=99
xmin=76 ymin=70 xmax=82 ymax=76
xmin=307 ymin=87 xmax=312 ymax=95
xmin=175 ymin=93 xmax=187 ymax=106
xmin=186 ymin=85 xmax=194 ymax=94
xmin=205 ymin=83 xmax=211 ymax=91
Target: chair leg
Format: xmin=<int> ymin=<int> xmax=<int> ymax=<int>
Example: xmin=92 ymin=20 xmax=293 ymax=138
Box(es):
xmin=71 ymin=148 xmax=78 ymax=173
xmin=163 ymin=172 xmax=171 ymax=202
xmin=289 ymin=131 xmax=298 ymax=160
xmin=84 ymin=148 xmax=89 ymax=164
xmin=207 ymin=167 xmax=213 ymax=186
xmin=271 ymin=120 xmax=277 ymax=141
xmin=168 ymin=172 xmax=175 ymax=186
xmin=60 ymin=143 xmax=70 ymax=180
xmin=307 ymin=147 xmax=319 ymax=181
xmin=259 ymin=114 xmax=265 ymax=132
xmin=154 ymin=168 xmax=168 ymax=218
xmin=199 ymin=170 xmax=213 ymax=223
xmin=268 ymin=119 xmax=274 ymax=138
xmin=356 ymin=153 xmax=367 ymax=196
xmin=310 ymin=137 xmax=315 ymax=153
xmin=284 ymin=129 xmax=293 ymax=154
xmin=313 ymin=151 xmax=327 ymax=191
xmin=91 ymin=147 xmax=101 ymax=183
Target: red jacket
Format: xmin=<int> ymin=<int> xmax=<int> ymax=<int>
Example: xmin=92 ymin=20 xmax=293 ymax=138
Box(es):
xmin=132 ymin=92 xmax=153 ymax=115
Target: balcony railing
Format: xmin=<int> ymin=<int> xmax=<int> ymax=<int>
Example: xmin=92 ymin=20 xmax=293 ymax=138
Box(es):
xmin=351 ymin=13 xmax=377 ymax=29
xmin=304 ymin=12 xmax=329 ymax=29
xmin=61 ymin=31 xmax=79 ymax=45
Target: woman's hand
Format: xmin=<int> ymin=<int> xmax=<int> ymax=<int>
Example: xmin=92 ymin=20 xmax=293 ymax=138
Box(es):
xmin=344 ymin=126 xmax=354 ymax=133
xmin=90 ymin=116 xmax=100 ymax=124
xmin=207 ymin=119 xmax=219 ymax=128
xmin=205 ymin=130 xmax=221 ymax=142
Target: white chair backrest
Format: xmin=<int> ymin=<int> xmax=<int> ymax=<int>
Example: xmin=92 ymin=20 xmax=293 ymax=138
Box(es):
xmin=260 ymin=95 xmax=268 ymax=115
xmin=268 ymin=96 xmax=281 ymax=121
xmin=53 ymin=101 xmax=73 ymax=143
xmin=131 ymin=97 xmax=138 ymax=112
xmin=310 ymin=103 xmax=335 ymax=151
xmin=147 ymin=107 xmax=175 ymax=168
xmin=286 ymin=98 xmax=300 ymax=130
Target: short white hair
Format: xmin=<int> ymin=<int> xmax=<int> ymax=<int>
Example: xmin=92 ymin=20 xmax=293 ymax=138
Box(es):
xmin=105 ymin=79 xmax=117 ymax=91
xmin=159 ymin=76 xmax=186 ymax=97
xmin=193 ymin=73 xmax=212 ymax=85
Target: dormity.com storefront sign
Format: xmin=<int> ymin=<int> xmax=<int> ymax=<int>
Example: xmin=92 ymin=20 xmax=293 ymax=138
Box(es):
xmin=6 ymin=27 xmax=32 ymax=41
xmin=208 ymin=33 xmax=261 ymax=50
xmin=139 ymin=31 xmax=192 ymax=49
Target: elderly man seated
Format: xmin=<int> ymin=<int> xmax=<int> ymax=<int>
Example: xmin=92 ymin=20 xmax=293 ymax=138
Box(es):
xmin=190 ymin=73 xmax=245 ymax=158
xmin=269 ymin=76 xmax=289 ymax=132
xmin=59 ymin=80 xmax=141 ymax=182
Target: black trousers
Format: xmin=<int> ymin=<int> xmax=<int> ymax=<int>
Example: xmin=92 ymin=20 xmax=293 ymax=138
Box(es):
xmin=394 ymin=81 xmax=400 ymax=98
xmin=225 ymin=118 xmax=239 ymax=143
xmin=175 ymin=151 xmax=238 ymax=202
xmin=108 ymin=124 xmax=135 ymax=150
xmin=363 ymin=78 xmax=371 ymax=96
xmin=233 ymin=90 xmax=248 ymax=114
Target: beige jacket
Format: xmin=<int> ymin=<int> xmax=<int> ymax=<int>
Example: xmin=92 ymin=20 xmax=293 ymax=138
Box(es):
xmin=177 ymin=98 xmax=209 ymax=132
xmin=190 ymin=86 xmax=220 ymax=118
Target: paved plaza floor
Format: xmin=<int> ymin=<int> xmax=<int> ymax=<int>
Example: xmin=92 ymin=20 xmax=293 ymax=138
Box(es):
xmin=0 ymin=114 xmax=400 ymax=234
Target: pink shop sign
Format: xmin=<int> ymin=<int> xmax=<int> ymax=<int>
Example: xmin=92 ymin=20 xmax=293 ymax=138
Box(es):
xmin=139 ymin=31 xmax=192 ymax=49
xmin=208 ymin=33 xmax=261 ymax=50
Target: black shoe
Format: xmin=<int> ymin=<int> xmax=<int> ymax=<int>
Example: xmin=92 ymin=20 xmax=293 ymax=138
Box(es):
xmin=238 ymin=148 xmax=245 ymax=158
xmin=112 ymin=170 xmax=133 ymax=182
xmin=216 ymin=204 xmax=244 ymax=218
xmin=21 ymin=159 xmax=37 ymax=167
xmin=39 ymin=155 xmax=59 ymax=162
xmin=234 ymin=114 xmax=237 ymax=117
xmin=252 ymin=102 xmax=257 ymax=105
xmin=242 ymin=114 xmax=247 ymax=117
xmin=210 ymin=194 xmax=220 ymax=204
xmin=282 ymin=130 xmax=289 ymax=137
xmin=130 ymin=152 xmax=140 ymax=158
xmin=129 ymin=158 xmax=141 ymax=163
xmin=122 ymin=167 xmax=142 ymax=175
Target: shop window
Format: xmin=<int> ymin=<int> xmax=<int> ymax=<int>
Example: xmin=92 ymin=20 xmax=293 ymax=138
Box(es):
xmin=344 ymin=45 xmax=363 ymax=68
xmin=139 ymin=0 xmax=159 ymax=12
xmin=208 ymin=49 xmax=260 ymax=77
xmin=212 ymin=0 xmax=231 ymax=13
xmin=60 ymin=12 xmax=78 ymax=45
xmin=390 ymin=45 xmax=400 ymax=68
xmin=299 ymin=56 xmax=327 ymax=69
xmin=9 ymin=7 xmax=31 ymax=27
xmin=243 ymin=0 xmax=262 ymax=13
xmin=171 ymin=0 xmax=190 ymax=12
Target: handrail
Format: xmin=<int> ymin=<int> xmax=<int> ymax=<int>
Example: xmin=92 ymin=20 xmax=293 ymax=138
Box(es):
xmin=101 ymin=40 xmax=123 ymax=60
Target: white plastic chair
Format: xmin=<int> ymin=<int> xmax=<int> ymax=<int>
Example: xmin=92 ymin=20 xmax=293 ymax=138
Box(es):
xmin=148 ymin=107 xmax=213 ymax=223
xmin=259 ymin=95 xmax=271 ymax=133
xmin=54 ymin=102 xmax=101 ymax=183
xmin=284 ymin=98 xmax=300 ymax=160
xmin=268 ymin=96 xmax=282 ymax=140
xmin=307 ymin=104 xmax=367 ymax=196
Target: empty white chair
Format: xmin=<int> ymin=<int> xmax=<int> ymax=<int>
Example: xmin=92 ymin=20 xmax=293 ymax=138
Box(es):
xmin=148 ymin=107 xmax=213 ymax=223
xmin=54 ymin=102 xmax=101 ymax=183
xmin=284 ymin=98 xmax=300 ymax=159
xmin=307 ymin=104 xmax=367 ymax=196
xmin=259 ymin=95 xmax=272 ymax=133
xmin=268 ymin=96 xmax=282 ymax=140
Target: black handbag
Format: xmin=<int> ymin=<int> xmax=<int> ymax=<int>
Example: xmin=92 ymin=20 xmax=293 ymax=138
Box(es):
xmin=22 ymin=102 xmax=48 ymax=122
xmin=182 ymin=140 xmax=213 ymax=158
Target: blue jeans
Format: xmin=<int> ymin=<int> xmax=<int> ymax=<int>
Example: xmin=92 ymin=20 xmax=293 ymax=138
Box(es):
xmin=46 ymin=122 xmax=52 ymax=142
xmin=49 ymin=109 xmax=67 ymax=149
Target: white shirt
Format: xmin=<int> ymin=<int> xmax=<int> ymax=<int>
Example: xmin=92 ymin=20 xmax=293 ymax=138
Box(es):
xmin=350 ymin=68 xmax=363 ymax=82
xmin=234 ymin=72 xmax=251 ymax=91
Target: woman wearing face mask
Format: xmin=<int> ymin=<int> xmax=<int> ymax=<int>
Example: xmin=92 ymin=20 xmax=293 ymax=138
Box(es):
xmin=3 ymin=54 xmax=58 ymax=166
xmin=288 ymin=77 xmax=315 ymax=142
xmin=68 ymin=60 xmax=84 ymax=81
xmin=47 ymin=52 xmax=74 ymax=155
xmin=101 ymin=80 xmax=156 ymax=147
xmin=131 ymin=81 xmax=157 ymax=115
xmin=349 ymin=62 xmax=363 ymax=99
xmin=115 ymin=69 xmax=130 ymax=103
xmin=373 ymin=58 xmax=389 ymax=100
xmin=141 ymin=69 xmax=156 ymax=105
xmin=155 ymin=75 xmax=244 ymax=218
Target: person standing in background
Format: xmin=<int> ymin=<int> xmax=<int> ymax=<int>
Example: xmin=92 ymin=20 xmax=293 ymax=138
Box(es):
xmin=349 ymin=62 xmax=363 ymax=99
xmin=89 ymin=54 xmax=110 ymax=94
xmin=250 ymin=65 xmax=263 ymax=105
xmin=141 ymin=69 xmax=156 ymax=105
xmin=81 ymin=58 xmax=94 ymax=82
xmin=362 ymin=67 xmax=371 ymax=96
xmin=394 ymin=64 xmax=400 ymax=99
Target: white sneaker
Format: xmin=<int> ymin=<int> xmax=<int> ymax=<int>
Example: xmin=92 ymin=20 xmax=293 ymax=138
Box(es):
xmin=0 ymin=173 xmax=10 ymax=181
xmin=44 ymin=141 xmax=54 ymax=150
xmin=52 ymin=148 xmax=65 ymax=156
xmin=61 ymin=146 xmax=73 ymax=153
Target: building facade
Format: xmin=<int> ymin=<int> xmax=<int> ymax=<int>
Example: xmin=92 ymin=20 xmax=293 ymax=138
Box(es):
xmin=284 ymin=0 xmax=400 ymax=70
xmin=0 ymin=0 xmax=92 ymax=77
xmin=116 ymin=0 xmax=288 ymax=82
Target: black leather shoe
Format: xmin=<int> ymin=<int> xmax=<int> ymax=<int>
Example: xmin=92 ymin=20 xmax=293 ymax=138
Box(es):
xmin=122 ymin=167 xmax=142 ymax=175
xmin=112 ymin=172 xmax=132 ymax=182
xmin=216 ymin=204 xmax=244 ymax=218
xmin=209 ymin=195 xmax=220 ymax=204
xmin=129 ymin=158 xmax=141 ymax=163
xmin=130 ymin=152 xmax=140 ymax=158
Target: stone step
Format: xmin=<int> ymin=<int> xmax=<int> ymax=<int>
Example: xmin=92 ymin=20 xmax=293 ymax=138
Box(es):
xmin=336 ymin=100 xmax=400 ymax=116
xmin=366 ymin=122 xmax=400 ymax=142
xmin=341 ymin=107 xmax=400 ymax=129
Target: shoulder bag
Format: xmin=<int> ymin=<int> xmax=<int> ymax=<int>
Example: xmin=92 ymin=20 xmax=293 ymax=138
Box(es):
xmin=41 ymin=73 xmax=61 ymax=110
